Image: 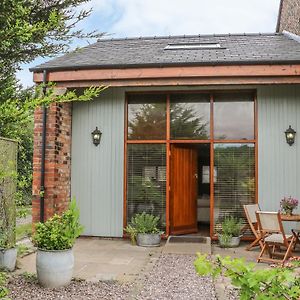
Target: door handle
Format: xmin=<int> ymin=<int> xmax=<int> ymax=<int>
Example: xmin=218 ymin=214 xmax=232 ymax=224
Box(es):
xmin=194 ymin=173 xmax=198 ymax=179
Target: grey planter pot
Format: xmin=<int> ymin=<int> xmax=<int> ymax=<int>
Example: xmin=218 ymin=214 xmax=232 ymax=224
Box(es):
xmin=218 ymin=235 xmax=241 ymax=248
xmin=136 ymin=233 xmax=161 ymax=247
xmin=0 ymin=248 xmax=17 ymax=271
xmin=36 ymin=248 xmax=74 ymax=288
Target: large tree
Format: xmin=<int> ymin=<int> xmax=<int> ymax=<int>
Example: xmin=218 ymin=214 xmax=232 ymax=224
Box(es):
xmin=0 ymin=0 xmax=103 ymax=203
xmin=0 ymin=0 xmax=102 ymax=89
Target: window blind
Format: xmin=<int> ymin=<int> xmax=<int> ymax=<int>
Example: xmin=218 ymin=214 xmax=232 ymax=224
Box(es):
xmin=213 ymin=144 xmax=255 ymax=235
xmin=127 ymin=144 xmax=166 ymax=231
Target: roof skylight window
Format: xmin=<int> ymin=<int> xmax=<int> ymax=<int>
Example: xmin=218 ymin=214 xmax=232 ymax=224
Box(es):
xmin=165 ymin=43 xmax=222 ymax=50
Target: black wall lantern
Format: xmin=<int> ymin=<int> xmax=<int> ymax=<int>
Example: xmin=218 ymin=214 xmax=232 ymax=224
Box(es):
xmin=91 ymin=127 xmax=102 ymax=146
xmin=285 ymin=125 xmax=296 ymax=146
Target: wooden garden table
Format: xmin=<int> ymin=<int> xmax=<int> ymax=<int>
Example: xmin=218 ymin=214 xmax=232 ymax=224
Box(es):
xmin=280 ymin=214 xmax=300 ymax=222
xmin=280 ymin=214 xmax=300 ymax=249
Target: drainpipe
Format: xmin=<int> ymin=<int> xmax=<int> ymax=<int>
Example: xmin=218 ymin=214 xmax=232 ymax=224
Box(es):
xmin=40 ymin=70 xmax=48 ymax=223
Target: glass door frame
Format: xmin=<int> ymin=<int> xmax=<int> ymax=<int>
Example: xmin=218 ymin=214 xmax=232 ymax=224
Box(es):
xmin=124 ymin=90 xmax=258 ymax=239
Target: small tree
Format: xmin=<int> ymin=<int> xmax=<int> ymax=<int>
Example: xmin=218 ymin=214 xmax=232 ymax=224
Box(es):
xmin=194 ymin=253 xmax=300 ymax=300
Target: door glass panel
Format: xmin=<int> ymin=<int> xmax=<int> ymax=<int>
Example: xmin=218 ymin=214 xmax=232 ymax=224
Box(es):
xmin=214 ymin=92 xmax=254 ymax=140
xmin=213 ymin=143 xmax=255 ymax=235
xmin=170 ymin=94 xmax=210 ymax=139
xmin=128 ymin=94 xmax=166 ymax=140
xmin=127 ymin=144 xmax=166 ymax=231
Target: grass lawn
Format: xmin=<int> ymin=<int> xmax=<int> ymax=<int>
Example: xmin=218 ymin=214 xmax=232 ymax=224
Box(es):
xmin=16 ymin=223 xmax=32 ymax=241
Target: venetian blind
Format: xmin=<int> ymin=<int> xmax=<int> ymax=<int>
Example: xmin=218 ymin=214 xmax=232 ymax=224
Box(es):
xmin=213 ymin=144 xmax=255 ymax=235
xmin=127 ymin=144 xmax=166 ymax=231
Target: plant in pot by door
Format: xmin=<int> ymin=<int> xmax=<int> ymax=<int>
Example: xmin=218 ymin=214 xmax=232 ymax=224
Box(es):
xmin=125 ymin=212 xmax=162 ymax=247
xmin=218 ymin=216 xmax=243 ymax=248
xmin=32 ymin=199 xmax=83 ymax=288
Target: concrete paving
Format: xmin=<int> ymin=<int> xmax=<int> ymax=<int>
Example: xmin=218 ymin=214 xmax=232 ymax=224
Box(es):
xmin=17 ymin=237 xmax=284 ymax=288
xmin=163 ymin=236 xmax=212 ymax=255
xmin=16 ymin=237 xmax=164 ymax=282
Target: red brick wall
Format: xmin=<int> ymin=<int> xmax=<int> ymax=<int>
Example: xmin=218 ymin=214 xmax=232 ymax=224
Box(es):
xmin=32 ymin=102 xmax=72 ymax=223
xmin=277 ymin=0 xmax=300 ymax=35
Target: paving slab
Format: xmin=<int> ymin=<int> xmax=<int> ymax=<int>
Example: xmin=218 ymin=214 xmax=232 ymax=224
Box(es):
xmin=16 ymin=237 xmax=163 ymax=282
xmin=163 ymin=236 xmax=211 ymax=255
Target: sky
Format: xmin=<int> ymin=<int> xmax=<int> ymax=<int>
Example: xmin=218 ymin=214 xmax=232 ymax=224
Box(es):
xmin=18 ymin=0 xmax=281 ymax=87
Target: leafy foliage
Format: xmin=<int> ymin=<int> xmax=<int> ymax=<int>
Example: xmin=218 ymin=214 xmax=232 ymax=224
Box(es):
xmin=194 ymin=253 xmax=300 ymax=300
xmin=33 ymin=199 xmax=84 ymax=250
xmin=124 ymin=224 xmax=137 ymax=245
xmin=0 ymin=141 xmax=17 ymax=249
xmin=128 ymin=212 xmax=161 ymax=235
xmin=125 ymin=212 xmax=162 ymax=244
xmin=0 ymin=271 xmax=9 ymax=299
xmin=218 ymin=216 xmax=243 ymax=247
xmin=0 ymin=0 xmax=103 ymax=85
xmin=221 ymin=216 xmax=243 ymax=237
xmin=0 ymin=0 xmax=104 ymax=208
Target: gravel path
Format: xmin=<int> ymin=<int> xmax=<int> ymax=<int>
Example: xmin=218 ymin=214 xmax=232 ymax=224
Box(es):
xmin=8 ymin=254 xmax=217 ymax=300
xmin=8 ymin=277 xmax=133 ymax=300
xmin=16 ymin=214 xmax=32 ymax=226
xmin=135 ymin=254 xmax=217 ymax=300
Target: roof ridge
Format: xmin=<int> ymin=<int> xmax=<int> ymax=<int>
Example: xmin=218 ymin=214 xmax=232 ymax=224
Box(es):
xmin=95 ymin=32 xmax=282 ymax=43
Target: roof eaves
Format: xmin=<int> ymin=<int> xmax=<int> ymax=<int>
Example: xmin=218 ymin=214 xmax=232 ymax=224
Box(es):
xmin=30 ymin=59 xmax=300 ymax=73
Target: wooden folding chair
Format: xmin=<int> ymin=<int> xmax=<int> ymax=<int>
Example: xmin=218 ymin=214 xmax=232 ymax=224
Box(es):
xmin=256 ymin=211 xmax=297 ymax=265
xmin=243 ymin=204 xmax=263 ymax=251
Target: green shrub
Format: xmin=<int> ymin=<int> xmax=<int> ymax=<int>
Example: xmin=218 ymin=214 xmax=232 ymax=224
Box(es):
xmin=125 ymin=213 xmax=163 ymax=244
xmin=221 ymin=216 xmax=243 ymax=236
xmin=124 ymin=224 xmax=137 ymax=245
xmin=0 ymin=271 xmax=9 ymax=299
xmin=32 ymin=199 xmax=83 ymax=250
xmin=194 ymin=253 xmax=300 ymax=300
xmin=128 ymin=212 xmax=161 ymax=235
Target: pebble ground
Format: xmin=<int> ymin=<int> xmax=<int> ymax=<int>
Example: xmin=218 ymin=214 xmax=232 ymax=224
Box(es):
xmin=8 ymin=254 xmax=220 ymax=300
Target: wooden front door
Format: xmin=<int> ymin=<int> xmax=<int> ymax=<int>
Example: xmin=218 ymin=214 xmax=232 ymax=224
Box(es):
xmin=170 ymin=145 xmax=198 ymax=235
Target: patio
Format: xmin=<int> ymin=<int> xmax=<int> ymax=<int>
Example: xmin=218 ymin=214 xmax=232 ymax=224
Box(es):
xmin=12 ymin=237 xmax=290 ymax=300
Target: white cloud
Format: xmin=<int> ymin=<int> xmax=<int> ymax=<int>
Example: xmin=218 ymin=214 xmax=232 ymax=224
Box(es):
xmin=84 ymin=0 xmax=281 ymax=37
xmin=17 ymin=68 xmax=34 ymax=88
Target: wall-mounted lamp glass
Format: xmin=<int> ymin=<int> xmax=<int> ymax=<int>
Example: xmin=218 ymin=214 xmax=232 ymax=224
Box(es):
xmin=91 ymin=127 xmax=102 ymax=146
xmin=285 ymin=125 xmax=296 ymax=146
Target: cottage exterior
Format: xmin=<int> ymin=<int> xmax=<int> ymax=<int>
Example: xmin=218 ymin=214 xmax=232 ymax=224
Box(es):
xmin=30 ymin=30 xmax=300 ymax=239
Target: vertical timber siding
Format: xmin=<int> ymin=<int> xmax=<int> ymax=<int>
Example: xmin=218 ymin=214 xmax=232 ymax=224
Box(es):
xmin=258 ymin=86 xmax=300 ymax=225
xmin=71 ymin=88 xmax=124 ymax=237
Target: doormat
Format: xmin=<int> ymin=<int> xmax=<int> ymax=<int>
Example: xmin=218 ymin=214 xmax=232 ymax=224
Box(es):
xmin=167 ymin=236 xmax=208 ymax=244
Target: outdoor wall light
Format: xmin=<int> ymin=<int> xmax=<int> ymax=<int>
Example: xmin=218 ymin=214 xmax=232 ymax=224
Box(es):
xmin=91 ymin=127 xmax=102 ymax=146
xmin=285 ymin=125 xmax=296 ymax=146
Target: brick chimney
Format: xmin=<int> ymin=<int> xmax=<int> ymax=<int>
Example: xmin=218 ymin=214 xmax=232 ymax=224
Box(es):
xmin=276 ymin=0 xmax=300 ymax=35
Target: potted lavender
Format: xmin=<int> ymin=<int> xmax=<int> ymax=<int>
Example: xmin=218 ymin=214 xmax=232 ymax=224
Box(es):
xmin=280 ymin=196 xmax=299 ymax=215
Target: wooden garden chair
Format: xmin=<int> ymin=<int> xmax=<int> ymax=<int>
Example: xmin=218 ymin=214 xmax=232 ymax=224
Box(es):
xmin=256 ymin=211 xmax=297 ymax=265
xmin=243 ymin=204 xmax=263 ymax=251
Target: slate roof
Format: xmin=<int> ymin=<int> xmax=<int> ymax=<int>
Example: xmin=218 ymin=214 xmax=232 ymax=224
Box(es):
xmin=31 ymin=33 xmax=300 ymax=71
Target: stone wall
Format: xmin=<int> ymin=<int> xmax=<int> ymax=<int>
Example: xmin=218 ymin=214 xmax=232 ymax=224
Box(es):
xmin=277 ymin=0 xmax=300 ymax=35
xmin=32 ymin=103 xmax=72 ymax=223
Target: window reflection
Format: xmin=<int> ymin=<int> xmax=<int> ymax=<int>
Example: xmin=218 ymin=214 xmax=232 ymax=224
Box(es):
xmin=170 ymin=94 xmax=210 ymax=139
xmin=128 ymin=94 xmax=166 ymax=140
xmin=214 ymin=93 xmax=254 ymax=140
